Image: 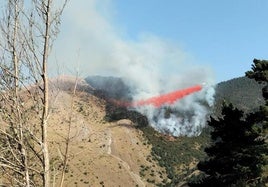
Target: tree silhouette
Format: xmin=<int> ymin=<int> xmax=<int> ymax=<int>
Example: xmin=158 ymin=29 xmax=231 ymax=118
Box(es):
xmin=246 ymin=58 xmax=268 ymax=186
xmin=246 ymin=59 xmax=268 ymax=128
xmin=189 ymin=59 xmax=268 ymax=186
xmin=246 ymin=59 xmax=268 ymax=83
xmin=189 ymin=103 xmax=267 ymax=187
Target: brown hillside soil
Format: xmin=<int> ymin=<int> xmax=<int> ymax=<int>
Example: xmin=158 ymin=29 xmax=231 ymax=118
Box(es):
xmin=48 ymin=89 xmax=167 ymax=187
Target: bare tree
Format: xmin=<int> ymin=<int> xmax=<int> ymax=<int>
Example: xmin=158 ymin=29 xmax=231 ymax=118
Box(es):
xmin=58 ymin=74 xmax=79 ymax=187
xmin=0 ymin=1 xmax=31 ymax=186
xmin=0 ymin=0 xmax=67 ymax=186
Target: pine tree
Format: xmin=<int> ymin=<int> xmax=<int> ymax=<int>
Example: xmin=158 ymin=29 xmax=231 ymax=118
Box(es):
xmin=246 ymin=59 xmax=268 ymax=83
xmin=189 ymin=59 xmax=268 ymax=186
xmin=246 ymin=59 xmax=268 ymax=127
xmin=246 ymin=58 xmax=268 ymax=186
xmin=189 ymin=103 xmax=267 ymax=187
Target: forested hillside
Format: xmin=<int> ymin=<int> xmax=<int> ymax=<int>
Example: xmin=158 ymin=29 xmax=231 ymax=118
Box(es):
xmin=214 ymin=76 xmax=265 ymax=115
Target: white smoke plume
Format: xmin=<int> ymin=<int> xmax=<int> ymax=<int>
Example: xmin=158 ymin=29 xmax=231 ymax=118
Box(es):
xmin=53 ymin=0 xmax=216 ymax=136
xmin=135 ymin=85 xmax=215 ymax=136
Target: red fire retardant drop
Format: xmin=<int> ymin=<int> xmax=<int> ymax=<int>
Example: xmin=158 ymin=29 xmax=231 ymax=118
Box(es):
xmin=132 ymin=85 xmax=202 ymax=108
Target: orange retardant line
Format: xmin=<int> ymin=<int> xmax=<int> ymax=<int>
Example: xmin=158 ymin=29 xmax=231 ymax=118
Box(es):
xmin=132 ymin=85 xmax=202 ymax=108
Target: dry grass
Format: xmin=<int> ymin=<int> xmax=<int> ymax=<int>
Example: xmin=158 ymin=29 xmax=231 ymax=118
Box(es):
xmin=46 ymin=85 xmax=166 ymax=187
xmin=0 ymin=76 xmax=167 ymax=186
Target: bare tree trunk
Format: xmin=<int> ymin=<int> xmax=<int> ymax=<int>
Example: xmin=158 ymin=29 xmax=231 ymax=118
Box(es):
xmin=41 ymin=1 xmax=51 ymax=186
xmin=59 ymin=75 xmax=79 ymax=187
xmin=9 ymin=1 xmax=30 ymax=186
xmin=12 ymin=0 xmax=19 ymax=95
xmin=13 ymin=2 xmax=30 ymax=184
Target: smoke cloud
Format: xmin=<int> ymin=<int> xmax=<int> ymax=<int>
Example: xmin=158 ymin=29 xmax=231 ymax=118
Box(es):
xmin=53 ymin=0 xmax=215 ymax=136
xmin=135 ymin=85 xmax=215 ymax=136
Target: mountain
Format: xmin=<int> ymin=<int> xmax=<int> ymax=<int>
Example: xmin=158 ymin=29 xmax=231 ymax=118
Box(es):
xmin=83 ymin=75 xmax=266 ymax=186
xmin=1 ymin=75 xmax=265 ymax=186
xmin=85 ymin=75 xmax=210 ymax=186
xmin=214 ymin=76 xmax=265 ymax=115
xmin=52 ymin=76 xmax=214 ymax=186
xmin=48 ymin=76 xmax=170 ymax=186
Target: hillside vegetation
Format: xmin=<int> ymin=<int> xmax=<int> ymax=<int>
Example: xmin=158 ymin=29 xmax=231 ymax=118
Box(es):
xmin=1 ymin=75 xmax=264 ymax=186
xmin=84 ymin=75 xmax=266 ymax=186
xmin=214 ymin=76 xmax=265 ymax=115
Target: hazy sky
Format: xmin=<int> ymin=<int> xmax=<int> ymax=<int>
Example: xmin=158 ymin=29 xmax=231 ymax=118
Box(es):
xmin=54 ymin=0 xmax=268 ymax=82
xmin=111 ymin=0 xmax=268 ymax=81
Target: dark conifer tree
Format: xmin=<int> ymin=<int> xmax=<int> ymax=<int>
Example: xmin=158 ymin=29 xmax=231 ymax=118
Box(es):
xmin=246 ymin=59 xmax=268 ymax=83
xmin=246 ymin=59 xmax=268 ymax=128
xmin=189 ymin=59 xmax=268 ymax=187
xmin=189 ymin=104 xmax=267 ymax=187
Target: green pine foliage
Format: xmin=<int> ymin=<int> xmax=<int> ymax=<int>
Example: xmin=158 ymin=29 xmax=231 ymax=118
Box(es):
xmin=246 ymin=59 xmax=268 ymax=185
xmin=189 ymin=104 xmax=267 ymax=187
xmin=246 ymin=59 xmax=268 ymax=128
xmin=246 ymin=59 xmax=268 ymax=82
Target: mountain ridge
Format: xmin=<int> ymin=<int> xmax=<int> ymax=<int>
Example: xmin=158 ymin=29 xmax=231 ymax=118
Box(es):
xmin=1 ymin=75 xmax=264 ymax=186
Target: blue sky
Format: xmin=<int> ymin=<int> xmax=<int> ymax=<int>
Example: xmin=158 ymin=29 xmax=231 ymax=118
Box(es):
xmin=110 ymin=0 xmax=268 ymax=81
